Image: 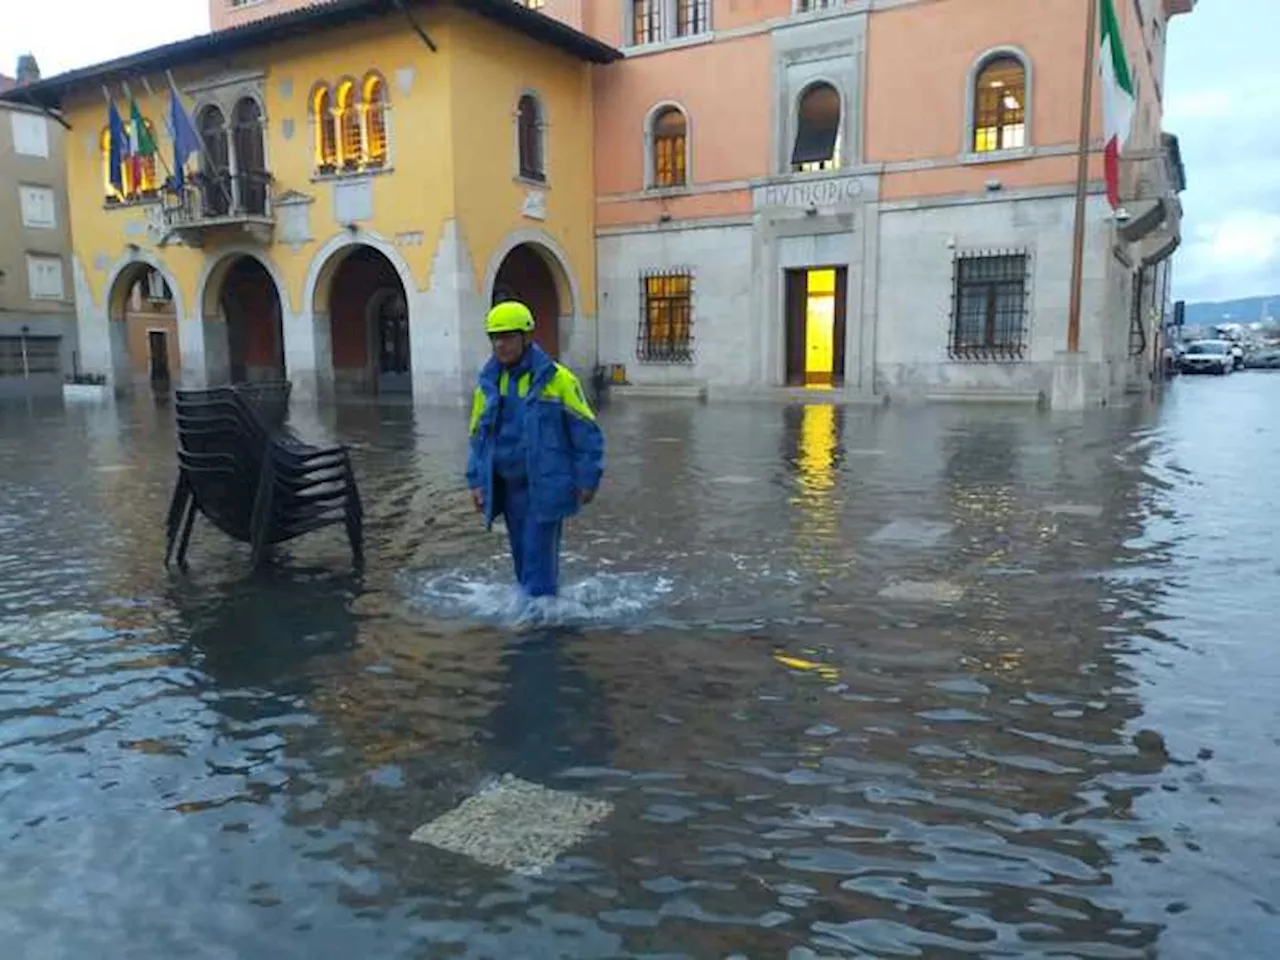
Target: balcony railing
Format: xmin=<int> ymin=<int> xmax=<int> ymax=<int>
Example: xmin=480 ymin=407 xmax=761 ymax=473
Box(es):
xmin=162 ymin=171 xmax=274 ymax=244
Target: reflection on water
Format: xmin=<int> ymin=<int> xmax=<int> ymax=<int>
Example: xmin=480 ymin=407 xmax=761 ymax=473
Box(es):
xmin=2 ymin=378 xmax=1279 ymax=957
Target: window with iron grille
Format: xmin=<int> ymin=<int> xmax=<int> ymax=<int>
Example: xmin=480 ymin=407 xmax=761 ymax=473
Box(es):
xmin=795 ymin=0 xmax=840 ymax=11
xmin=676 ymin=0 xmax=710 ymax=36
xmin=639 ymin=270 xmax=694 ymax=363
xmin=0 ymin=336 xmax=61 ymax=377
xmin=950 ymin=252 xmax=1030 ymax=361
xmin=633 ymin=0 xmax=662 ymax=44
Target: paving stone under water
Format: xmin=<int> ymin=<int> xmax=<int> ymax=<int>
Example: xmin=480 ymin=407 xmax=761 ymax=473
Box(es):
xmin=410 ymin=774 xmax=613 ymax=874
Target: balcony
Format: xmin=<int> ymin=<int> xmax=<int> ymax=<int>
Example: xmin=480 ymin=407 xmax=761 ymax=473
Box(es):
xmin=161 ymin=171 xmax=274 ymax=246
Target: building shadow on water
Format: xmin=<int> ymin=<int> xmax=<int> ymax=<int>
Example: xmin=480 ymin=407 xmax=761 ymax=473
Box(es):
xmin=167 ymin=566 xmax=362 ymax=694
xmin=482 ymin=628 xmax=616 ymax=784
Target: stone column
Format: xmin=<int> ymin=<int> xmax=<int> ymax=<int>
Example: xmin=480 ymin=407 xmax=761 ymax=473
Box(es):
xmin=412 ymin=219 xmax=482 ymax=406
xmin=282 ymin=308 xmax=335 ymax=403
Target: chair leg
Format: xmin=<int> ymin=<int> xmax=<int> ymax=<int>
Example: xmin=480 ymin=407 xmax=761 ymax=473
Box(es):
xmin=249 ymin=456 xmax=275 ymax=571
xmin=175 ymin=498 xmax=197 ymax=569
xmin=344 ymin=460 xmax=364 ymax=568
xmin=164 ymin=476 xmax=191 ymax=569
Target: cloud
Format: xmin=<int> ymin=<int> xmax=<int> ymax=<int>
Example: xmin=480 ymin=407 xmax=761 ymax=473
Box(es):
xmin=1166 ymin=0 xmax=1280 ymax=302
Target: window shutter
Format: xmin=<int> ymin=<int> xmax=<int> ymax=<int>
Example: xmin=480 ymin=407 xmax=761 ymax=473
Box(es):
xmin=11 ymin=113 xmax=50 ymax=158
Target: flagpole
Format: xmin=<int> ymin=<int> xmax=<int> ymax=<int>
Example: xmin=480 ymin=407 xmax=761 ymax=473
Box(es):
xmin=125 ymin=75 xmax=177 ymax=184
xmin=1066 ymin=0 xmax=1100 ymax=355
xmin=164 ymin=68 xmax=234 ymax=212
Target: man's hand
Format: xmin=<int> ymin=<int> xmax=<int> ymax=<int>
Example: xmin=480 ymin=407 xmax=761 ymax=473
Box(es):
xmin=470 ymin=488 xmax=484 ymax=513
xmin=577 ymin=488 xmax=596 ymax=506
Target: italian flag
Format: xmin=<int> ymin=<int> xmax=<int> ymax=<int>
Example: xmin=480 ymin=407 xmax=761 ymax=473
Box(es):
xmin=1099 ymin=0 xmax=1134 ymax=209
xmin=128 ymin=98 xmax=157 ymax=189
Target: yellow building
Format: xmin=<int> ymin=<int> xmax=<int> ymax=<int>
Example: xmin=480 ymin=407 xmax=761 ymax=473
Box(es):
xmin=3 ymin=0 xmax=619 ymax=401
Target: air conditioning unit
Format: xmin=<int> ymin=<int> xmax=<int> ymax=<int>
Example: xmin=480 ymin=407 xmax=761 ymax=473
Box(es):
xmin=146 ymin=270 xmax=171 ymax=303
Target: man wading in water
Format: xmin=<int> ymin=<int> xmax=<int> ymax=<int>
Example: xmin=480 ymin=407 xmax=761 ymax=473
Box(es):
xmin=466 ymin=301 xmax=604 ymax=598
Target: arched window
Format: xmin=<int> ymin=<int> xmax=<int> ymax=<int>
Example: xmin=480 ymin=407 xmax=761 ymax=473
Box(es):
xmin=101 ymin=121 xmax=159 ymax=201
xmin=198 ymin=105 xmax=230 ymax=217
xmin=312 ymin=84 xmax=337 ymax=172
xmin=517 ymin=94 xmax=544 ymax=181
xmin=100 ymin=127 xmax=122 ymax=202
xmin=233 ymin=97 xmax=267 ymax=215
xmin=651 ymin=106 xmax=686 ymax=188
xmin=336 ymin=79 xmax=361 ymax=169
xmin=973 ymin=56 xmax=1026 ymax=153
xmin=363 ymin=73 xmax=388 ymax=167
xmin=792 ymin=82 xmax=841 ymax=172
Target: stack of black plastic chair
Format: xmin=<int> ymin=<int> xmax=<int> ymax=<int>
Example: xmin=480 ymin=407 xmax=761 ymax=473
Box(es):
xmin=165 ymin=382 xmax=363 ymax=570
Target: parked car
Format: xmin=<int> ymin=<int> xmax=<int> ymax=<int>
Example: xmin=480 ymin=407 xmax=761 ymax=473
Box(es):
xmin=1179 ymin=340 xmax=1234 ymax=375
xmin=1246 ymin=349 xmax=1280 ymax=370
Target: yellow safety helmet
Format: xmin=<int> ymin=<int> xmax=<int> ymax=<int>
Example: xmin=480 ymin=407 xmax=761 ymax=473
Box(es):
xmin=486 ymin=300 xmax=535 ymax=335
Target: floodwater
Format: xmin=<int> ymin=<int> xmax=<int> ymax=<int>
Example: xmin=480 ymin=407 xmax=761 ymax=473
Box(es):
xmin=1 ymin=374 xmax=1278 ymax=959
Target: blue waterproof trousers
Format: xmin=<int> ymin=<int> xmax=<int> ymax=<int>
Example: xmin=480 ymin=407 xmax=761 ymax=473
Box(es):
xmin=498 ymin=478 xmax=563 ymax=598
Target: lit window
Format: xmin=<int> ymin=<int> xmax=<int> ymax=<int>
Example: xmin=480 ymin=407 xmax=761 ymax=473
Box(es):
xmin=639 ymin=271 xmax=694 ymax=363
xmin=336 ymin=79 xmax=361 ymax=169
xmin=312 ymin=84 xmax=338 ymax=171
xmin=973 ymin=57 xmax=1026 ymax=153
xmin=517 ymin=94 xmax=544 ymax=181
xmin=100 ymin=120 xmax=159 ymax=202
xmin=951 ymin=253 xmax=1029 ymax=360
xmin=363 ymin=73 xmax=388 ymax=166
xmin=523 ymin=0 xmax=545 ymax=7
xmin=792 ymin=82 xmax=841 ymax=173
xmin=651 ymin=107 xmax=686 ymax=188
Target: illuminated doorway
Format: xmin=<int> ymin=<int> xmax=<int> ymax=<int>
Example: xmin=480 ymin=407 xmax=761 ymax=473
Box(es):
xmin=785 ymin=266 xmax=847 ymax=387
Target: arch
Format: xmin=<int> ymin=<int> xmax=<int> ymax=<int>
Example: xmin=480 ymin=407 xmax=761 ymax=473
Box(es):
xmin=197 ymin=250 xmax=287 ymax=383
xmin=791 ymin=80 xmax=842 ymax=172
xmin=362 ymin=71 xmax=389 ymax=167
xmin=516 ymin=92 xmax=545 ymax=181
xmin=482 ymin=229 xmax=581 ymax=360
xmin=643 ymin=100 xmax=690 ymax=189
xmin=310 ymin=82 xmax=338 ymax=172
xmin=304 ymin=230 xmax=419 ymax=320
xmin=966 ymin=46 xmax=1031 ymax=154
xmin=335 ymin=76 xmax=362 ymax=169
xmin=101 ymin=250 xmax=187 ymax=389
xmin=104 ymin=250 xmax=186 ymax=324
xmin=306 ymin=238 xmax=413 ymax=395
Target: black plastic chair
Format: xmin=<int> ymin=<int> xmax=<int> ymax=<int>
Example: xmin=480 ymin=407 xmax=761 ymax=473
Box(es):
xmin=166 ymin=382 xmax=363 ymax=570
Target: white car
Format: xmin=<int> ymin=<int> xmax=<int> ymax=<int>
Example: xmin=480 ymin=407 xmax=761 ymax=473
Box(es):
xmin=1179 ymin=340 xmax=1234 ymax=375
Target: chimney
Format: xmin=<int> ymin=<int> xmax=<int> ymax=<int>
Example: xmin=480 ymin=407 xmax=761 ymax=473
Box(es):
xmin=15 ymin=54 xmax=40 ymax=86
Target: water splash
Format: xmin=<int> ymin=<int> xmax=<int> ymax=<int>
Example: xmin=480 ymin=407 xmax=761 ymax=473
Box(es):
xmin=406 ymin=569 xmax=675 ymax=628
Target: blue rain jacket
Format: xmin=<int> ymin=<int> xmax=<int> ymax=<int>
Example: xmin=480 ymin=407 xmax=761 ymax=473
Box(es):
xmin=466 ymin=344 xmax=604 ymax=528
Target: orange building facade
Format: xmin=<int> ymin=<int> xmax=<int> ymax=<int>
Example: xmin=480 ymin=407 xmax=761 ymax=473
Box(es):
xmin=202 ymin=0 xmax=1192 ymax=404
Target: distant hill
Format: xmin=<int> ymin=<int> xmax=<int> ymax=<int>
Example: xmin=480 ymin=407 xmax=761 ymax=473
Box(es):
xmin=1183 ymin=295 xmax=1280 ymax=327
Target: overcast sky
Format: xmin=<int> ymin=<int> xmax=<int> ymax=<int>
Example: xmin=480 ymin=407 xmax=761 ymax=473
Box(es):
xmin=1 ymin=0 xmax=1273 ymax=304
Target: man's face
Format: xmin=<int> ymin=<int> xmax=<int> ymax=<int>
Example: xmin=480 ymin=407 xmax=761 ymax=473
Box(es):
xmin=490 ymin=331 xmax=527 ymax=367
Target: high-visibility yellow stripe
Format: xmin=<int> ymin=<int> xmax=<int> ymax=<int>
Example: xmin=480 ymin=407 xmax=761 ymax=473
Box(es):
xmin=468 ymin=387 xmax=486 ymax=435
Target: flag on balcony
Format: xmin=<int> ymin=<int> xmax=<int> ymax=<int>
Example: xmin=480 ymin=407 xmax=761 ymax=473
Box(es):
xmin=106 ymin=99 xmax=126 ymax=193
xmin=1099 ymin=0 xmax=1135 ymax=209
xmin=128 ymin=98 xmax=157 ymax=189
xmin=167 ymin=76 xmax=201 ymax=188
